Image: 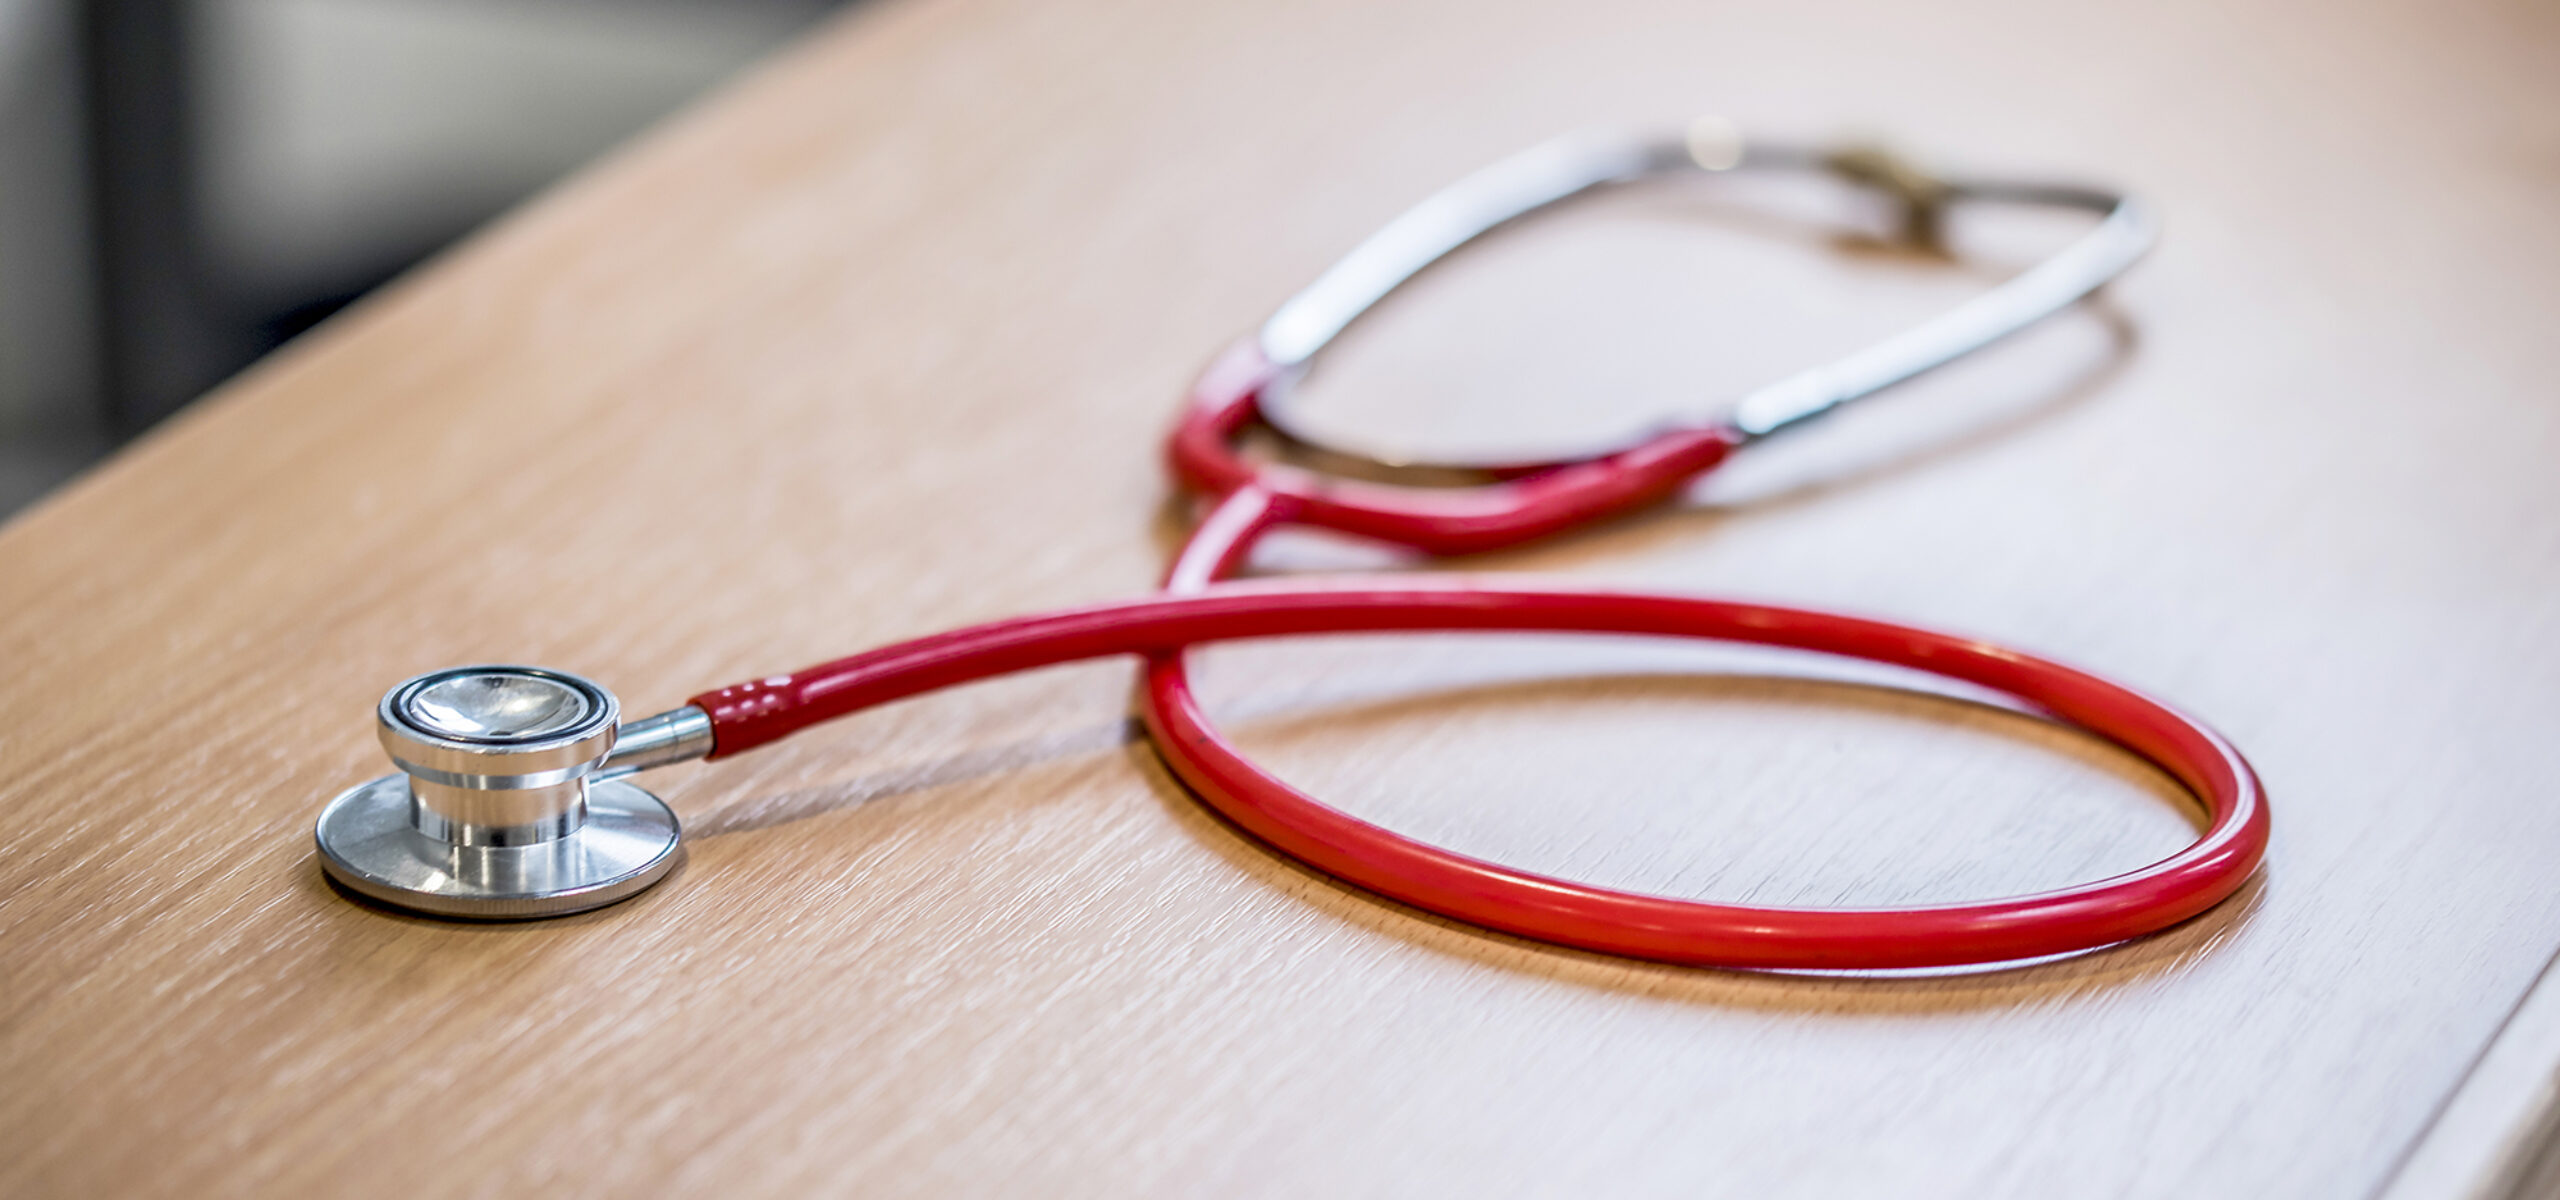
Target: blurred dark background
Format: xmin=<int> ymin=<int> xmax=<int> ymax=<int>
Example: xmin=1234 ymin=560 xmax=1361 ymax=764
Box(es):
xmin=0 ymin=0 xmax=849 ymax=517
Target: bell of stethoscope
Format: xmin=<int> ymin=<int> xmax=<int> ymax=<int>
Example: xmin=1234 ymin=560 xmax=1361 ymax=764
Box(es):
xmin=315 ymin=666 xmax=709 ymax=917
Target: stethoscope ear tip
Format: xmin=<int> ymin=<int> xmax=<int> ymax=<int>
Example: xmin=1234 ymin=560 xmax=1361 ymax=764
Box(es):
xmin=313 ymin=665 xmax=681 ymax=919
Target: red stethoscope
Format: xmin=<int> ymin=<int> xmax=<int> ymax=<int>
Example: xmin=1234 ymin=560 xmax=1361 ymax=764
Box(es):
xmin=317 ymin=123 xmax=2267 ymax=969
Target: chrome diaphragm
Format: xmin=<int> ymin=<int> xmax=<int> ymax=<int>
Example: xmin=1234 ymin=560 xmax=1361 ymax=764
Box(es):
xmin=313 ymin=665 xmax=685 ymax=918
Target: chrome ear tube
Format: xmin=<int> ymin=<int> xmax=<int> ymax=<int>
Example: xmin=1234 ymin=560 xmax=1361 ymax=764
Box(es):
xmin=313 ymin=666 xmax=704 ymax=918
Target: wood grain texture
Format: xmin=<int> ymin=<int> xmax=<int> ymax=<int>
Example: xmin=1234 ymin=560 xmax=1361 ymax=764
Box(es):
xmin=4 ymin=0 xmax=2558 ymax=1195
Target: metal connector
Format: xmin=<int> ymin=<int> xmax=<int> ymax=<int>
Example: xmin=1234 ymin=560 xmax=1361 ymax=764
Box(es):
xmin=597 ymin=705 xmax=715 ymax=780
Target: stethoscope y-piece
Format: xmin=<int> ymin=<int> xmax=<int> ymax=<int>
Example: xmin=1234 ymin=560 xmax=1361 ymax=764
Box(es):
xmin=315 ymin=122 xmax=2265 ymax=969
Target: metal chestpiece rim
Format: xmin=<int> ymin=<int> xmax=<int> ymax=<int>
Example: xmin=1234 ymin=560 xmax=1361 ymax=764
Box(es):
xmin=314 ymin=665 xmax=682 ymax=919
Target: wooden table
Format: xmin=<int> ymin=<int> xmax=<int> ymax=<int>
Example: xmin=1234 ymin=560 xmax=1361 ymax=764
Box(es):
xmin=6 ymin=0 xmax=2557 ymax=1195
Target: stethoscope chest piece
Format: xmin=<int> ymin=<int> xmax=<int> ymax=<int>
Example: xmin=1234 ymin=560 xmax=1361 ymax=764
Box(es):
xmin=314 ymin=666 xmax=682 ymax=919
xmin=300 ymin=126 xmax=2267 ymax=968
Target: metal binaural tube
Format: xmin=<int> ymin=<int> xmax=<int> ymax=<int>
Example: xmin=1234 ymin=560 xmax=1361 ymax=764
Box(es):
xmin=1249 ymin=120 xmax=2155 ymax=469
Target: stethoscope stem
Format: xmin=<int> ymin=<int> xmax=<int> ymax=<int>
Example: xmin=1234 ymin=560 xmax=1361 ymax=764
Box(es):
xmin=592 ymin=706 xmax=713 ymax=781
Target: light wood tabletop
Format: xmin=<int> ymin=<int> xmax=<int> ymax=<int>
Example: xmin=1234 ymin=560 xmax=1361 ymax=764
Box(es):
xmin=4 ymin=0 xmax=2557 ymax=1195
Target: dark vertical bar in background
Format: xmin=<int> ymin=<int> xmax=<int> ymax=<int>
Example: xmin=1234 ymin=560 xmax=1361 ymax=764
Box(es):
xmin=80 ymin=0 xmax=251 ymax=434
xmin=72 ymin=0 xmax=855 ymax=441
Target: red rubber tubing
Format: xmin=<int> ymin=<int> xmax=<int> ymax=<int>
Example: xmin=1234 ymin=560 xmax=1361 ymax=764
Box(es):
xmin=1162 ymin=338 xmax=1745 ymax=556
xmin=688 ymin=337 xmax=2270 ymax=968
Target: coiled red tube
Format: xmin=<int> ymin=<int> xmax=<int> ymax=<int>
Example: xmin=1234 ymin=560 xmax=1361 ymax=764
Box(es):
xmin=687 ymin=338 xmax=2268 ymax=968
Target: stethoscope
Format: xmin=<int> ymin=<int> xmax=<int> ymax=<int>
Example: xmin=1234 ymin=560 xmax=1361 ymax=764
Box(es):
xmin=315 ymin=121 xmax=2268 ymax=970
